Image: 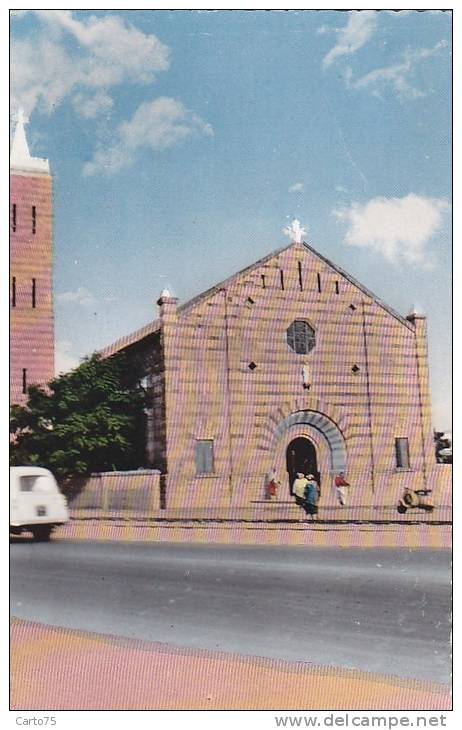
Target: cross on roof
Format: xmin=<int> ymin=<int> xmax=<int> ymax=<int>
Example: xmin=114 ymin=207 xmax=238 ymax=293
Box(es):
xmin=284 ymin=218 xmax=307 ymax=244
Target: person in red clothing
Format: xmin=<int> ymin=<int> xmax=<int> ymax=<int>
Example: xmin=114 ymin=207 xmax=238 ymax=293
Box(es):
xmin=265 ymin=467 xmax=280 ymax=501
xmin=334 ymin=471 xmax=350 ymax=506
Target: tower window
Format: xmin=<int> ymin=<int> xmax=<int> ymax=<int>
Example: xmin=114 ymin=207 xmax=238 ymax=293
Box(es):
xmin=32 ymin=279 xmax=36 ymax=308
xmin=32 ymin=206 xmax=36 ymax=234
xmin=317 ymin=273 xmax=322 ymax=293
xmin=11 ymin=203 xmax=16 ymax=232
xmin=287 ymin=320 xmax=316 ymax=355
xmin=22 ymin=368 xmax=27 ymax=395
xmin=195 ymin=439 xmax=215 ymax=475
xmin=261 ymin=274 xmax=266 ymax=289
xmin=395 ymin=438 xmax=410 ymax=469
xmin=12 ymin=277 xmax=16 ymax=307
xmin=335 ymin=281 xmax=339 ymax=295
xmin=280 ymin=269 xmax=285 ymax=291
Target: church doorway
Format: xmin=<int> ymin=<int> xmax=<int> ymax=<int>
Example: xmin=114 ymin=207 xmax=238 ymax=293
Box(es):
xmin=286 ymin=437 xmax=318 ymax=494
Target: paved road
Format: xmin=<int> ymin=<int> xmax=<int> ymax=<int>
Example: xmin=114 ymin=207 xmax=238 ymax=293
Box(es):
xmin=10 ymin=541 xmax=451 ymax=683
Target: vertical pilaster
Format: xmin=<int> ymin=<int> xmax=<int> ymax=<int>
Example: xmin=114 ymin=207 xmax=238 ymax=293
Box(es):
xmin=157 ymin=290 xmax=179 ymax=506
xmin=406 ymin=312 xmax=435 ymax=486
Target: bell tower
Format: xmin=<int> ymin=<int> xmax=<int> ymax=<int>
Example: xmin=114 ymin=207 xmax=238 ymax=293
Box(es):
xmin=10 ymin=110 xmax=54 ymax=405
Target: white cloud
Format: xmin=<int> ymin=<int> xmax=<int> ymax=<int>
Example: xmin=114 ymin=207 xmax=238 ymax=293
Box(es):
xmin=289 ymin=182 xmax=304 ymax=193
xmin=83 ymin=97 xmax=213 ymax=176
xmin=347 ymin=40 xmax=448 ymax=102
xmin=72 ymin=91 xmax=113 ymax=119
xmin=55 ymin=340 xmax=79 ymax=375
xmin=57 ymin=287 xmax=98 ymax=307
xmin=333 ymin=194 xmax=450 ymax=266
xmin=11 ymin=10 xmax=170 ymax=116
xmin=322 ymin=11 xmax=377 ymax=68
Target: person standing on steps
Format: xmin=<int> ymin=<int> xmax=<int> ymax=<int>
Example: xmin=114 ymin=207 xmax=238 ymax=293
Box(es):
xmin=265 ymin=467 xmax=280 ymax=501
xmin=292 ymin=472 xmax=309 ymax=517
xmin=334 ymin=471 xmax=350 ymax=507
xmin=304 ymin=474 xmax=320 ymax=521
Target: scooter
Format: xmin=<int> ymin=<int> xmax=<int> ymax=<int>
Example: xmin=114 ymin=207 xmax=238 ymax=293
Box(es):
xmin=397 ymin=487 xmax=434 ymax=514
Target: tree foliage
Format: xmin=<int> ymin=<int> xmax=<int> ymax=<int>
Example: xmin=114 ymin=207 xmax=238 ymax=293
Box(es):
xmin=434 ymin=430 xmax=452 ymax=464
xmin=10 ymin=353 xmax=147 ymax=479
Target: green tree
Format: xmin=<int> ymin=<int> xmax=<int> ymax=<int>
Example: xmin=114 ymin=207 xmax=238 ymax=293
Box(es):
xmin=10 ymin=353 xmax=147 ymax=479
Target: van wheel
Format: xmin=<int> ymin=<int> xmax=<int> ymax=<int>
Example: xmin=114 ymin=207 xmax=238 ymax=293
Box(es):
xmin=31 ymin=526 xmax=52 ymax=542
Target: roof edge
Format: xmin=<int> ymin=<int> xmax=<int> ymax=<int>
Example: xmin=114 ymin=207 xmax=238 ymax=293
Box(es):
xmin=98 ymin=318 xmax=160 ymax=359
xmin=301 ymin=241 xmax=413 ymax=330
xmin=178 ymin=240 xmax=294 ymax=315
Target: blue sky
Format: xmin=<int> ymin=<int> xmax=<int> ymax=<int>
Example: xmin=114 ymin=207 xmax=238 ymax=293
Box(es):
xmin=10 ymin=9 xmax=452 ymax=429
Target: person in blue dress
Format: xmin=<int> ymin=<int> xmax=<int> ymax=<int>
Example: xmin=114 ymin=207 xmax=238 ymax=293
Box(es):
xmin=304 ymin=474 xmax=320 ymax=520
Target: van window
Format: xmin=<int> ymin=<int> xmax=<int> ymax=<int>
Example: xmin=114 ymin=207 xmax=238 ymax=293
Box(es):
xmin=19 ymin=475 xmax=55 ymax=493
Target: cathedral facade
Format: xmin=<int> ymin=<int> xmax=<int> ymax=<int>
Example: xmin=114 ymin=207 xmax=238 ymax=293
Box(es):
xmin=103 ymin=236 xmax=436 ymax=509
xmin=10 ymin=112 xmax=54 ymax=406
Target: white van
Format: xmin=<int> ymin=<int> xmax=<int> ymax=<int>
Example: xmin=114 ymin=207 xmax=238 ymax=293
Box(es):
xmin=10 ymin=466 xmax=70 ymax=541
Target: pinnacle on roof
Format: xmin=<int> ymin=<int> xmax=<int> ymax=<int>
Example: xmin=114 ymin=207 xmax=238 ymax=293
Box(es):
xmin=407 ymin=303 xmax=426 ymax=319
xmin=10 ymin=108 xmax=50 ymax=174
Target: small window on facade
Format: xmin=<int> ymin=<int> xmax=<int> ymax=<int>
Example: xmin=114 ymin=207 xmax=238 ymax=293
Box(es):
xmin=317 ymin=273 xmax=322 ymax=293
xmin=32 ymin=206 xmax=36 ymax=234
xmin=32 ymin=278 xmax=36 ymax=308
xmin=298 ymin=261 xmax=303 ymax=291
xmin=280 ymin=269 xmax=285 ymax=290
xmin=349 ymin=304 xmax=357 ymax=311
xmin=12 ymin=203 xmax=17 ymax=232
xmin=195 ymin=439 xmax=215 ymax=475
xmin=12 ymin=277 xmax=16 ymax=307
xmin=335 ymin=281 xmax=339 ymax=295
xmin=261 ymin=274 xmax=266 ymax=289
xmin=395 ymin=438 xmax=410 ymax=469
xmin=287 ymin=320 xmax=316 ymax=355
xmin=22 ymin=368 xmax=27 ymax=395
xmin=248 ymin=361 xmax=257 ymax=370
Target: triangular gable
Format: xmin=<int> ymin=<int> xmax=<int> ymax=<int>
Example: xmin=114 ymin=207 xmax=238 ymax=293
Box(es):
xmin=180 ymin=240 xmax=412 ymax=330
xmin=100 ymin=238 xmax=412 ymax=357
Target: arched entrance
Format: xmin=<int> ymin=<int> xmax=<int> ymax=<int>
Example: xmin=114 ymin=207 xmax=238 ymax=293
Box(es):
xmin=286 ymin=437 xmax=319 ymax=493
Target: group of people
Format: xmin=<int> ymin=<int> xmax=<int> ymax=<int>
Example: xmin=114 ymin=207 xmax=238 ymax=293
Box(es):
xmin=292 ymin=472 xmax=320 ymax=520
xmin=265 ymin=468 xmax=351 ymax=520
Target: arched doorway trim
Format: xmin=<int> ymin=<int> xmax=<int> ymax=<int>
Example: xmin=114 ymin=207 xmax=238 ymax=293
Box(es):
xmin=273 ymin=410 xmax=346 ymax=473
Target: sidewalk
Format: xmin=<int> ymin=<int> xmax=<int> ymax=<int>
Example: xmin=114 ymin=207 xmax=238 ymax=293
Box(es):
xmin=69 ymin=501 xmax=452 ymax=524
xmin=11 ymin=619 xmax=451 ymax=711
